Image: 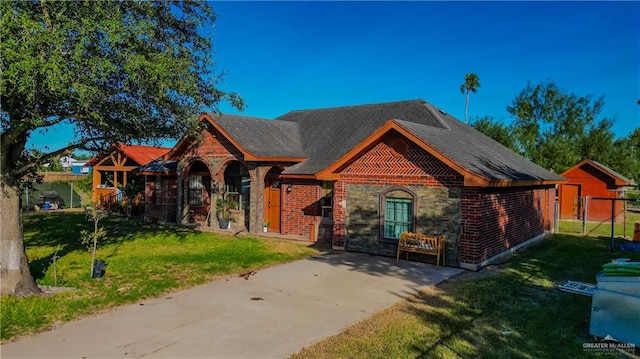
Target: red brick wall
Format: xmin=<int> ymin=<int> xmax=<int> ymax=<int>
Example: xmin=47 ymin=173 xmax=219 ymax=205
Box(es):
xmin=340 ymin=131 xmax=462 ymax=187
xmin=332 ymin=180 xmax=346 ymax=247
xmin=459 ymin=186 xmax=552 ymax=265
xmin=546 ymin=188 xmax=556 ymax=232
xmin=279 ymin=132 xmax=465 ymax=242
xmin=333 ymin=132 xmax=464 ymax=249
xmin=178 ymin=128 xmax=242 ymax=163
xmin=280 ymin=179 xmax=323 ymax=237
xmin=281 ymin=132 xmax=463 ymax=246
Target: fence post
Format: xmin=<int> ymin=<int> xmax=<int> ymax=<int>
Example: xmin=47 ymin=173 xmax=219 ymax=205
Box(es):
xmin=582 ymin=196 xmax=588 ymax=234
xmin=554 ymin=201 xmax=559 ymax=233
xmin=623 ymin=191 xmax=627 ymax=238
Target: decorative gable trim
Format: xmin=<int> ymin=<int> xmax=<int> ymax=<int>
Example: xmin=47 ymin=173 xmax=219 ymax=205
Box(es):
xmin=315 ymin=120 xmax=564 ymax=187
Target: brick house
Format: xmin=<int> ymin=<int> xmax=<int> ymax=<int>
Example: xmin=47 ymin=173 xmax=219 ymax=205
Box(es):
xmin=559 ymin=159 xmax=632 ymax=223
xmin=137 ymin=99 xmax=565 ymax=270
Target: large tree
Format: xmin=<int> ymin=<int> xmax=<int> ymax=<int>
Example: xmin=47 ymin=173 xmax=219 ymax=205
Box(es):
xmin=506 ymin=81 xmax=638 ymax=177
xmin=459 ymin=73 xmax=480 ymax=124
xmin=1 ymin=1 xmax=242 ymax=296
xmin=470 ymin=116 xmax=517 ymax=152
xmin=608 ymin=128 xmax=640 ymax=185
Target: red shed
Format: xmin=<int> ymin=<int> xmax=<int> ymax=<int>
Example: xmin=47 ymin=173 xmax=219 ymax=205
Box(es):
xmin=559 ymin=160 xmax=632 ymax=223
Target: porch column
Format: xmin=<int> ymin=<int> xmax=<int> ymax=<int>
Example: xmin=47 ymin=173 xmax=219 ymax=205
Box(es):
xmin=248 ymin=166 xmax=265 ymax=234
xmin=209 ymin=178 xmax=215 ymax=227
xmin=176 ymin=166 xmax=184 ymax=224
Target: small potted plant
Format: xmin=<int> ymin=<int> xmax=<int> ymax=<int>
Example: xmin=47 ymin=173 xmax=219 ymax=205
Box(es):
xmin=216 ymin=198 xmax=232 ymax=229
xmin=263 ymin=220 xmax=271 ymax=232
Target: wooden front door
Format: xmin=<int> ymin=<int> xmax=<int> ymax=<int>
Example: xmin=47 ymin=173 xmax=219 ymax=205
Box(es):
xmin=265 ymin=180 xmax=281 ymax=232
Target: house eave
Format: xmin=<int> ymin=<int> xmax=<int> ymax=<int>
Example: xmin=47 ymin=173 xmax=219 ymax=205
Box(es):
xmin=280 ymin=173 xmax=317 ymax=180
xmin=315 ymin=120 xmax=483 ymax=184
xmin=136 ymin=171 xmax=177 ymax=176
xmin=246 ymin=155 xmax=307 ymax=162
xmin=474 ymin=179 xmax=567 ymax=188
xmin=313 ymin=120 xmax=565 ymax=188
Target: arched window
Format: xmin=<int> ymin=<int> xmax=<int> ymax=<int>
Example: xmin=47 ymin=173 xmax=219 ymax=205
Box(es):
xmin=380 ymin=187 xmax=416 ymax=241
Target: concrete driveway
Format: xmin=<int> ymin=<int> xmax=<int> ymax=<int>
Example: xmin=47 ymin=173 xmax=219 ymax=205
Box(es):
xmin=2 ymin=251 xmax=463 ymax=359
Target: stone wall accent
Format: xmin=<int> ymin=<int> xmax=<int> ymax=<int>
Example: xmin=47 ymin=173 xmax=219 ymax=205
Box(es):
xmin=344 ymin=183 xmax=461 ymax=261
xmin=335 ymin=132 xmax=464 ymax=262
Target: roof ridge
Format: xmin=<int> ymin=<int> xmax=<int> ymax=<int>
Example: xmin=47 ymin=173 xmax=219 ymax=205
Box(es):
xmin=277 ymin=99 xmax=424 ymax=117
xmin=121 ymin=143 xmax=169 ymax=148
xmin=420 ymin=102 xmax=451 ymax=130
xmin=210 ymin=112 xmax=273 ymax=121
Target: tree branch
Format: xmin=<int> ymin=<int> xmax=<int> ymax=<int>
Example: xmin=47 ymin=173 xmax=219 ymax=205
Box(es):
xmin=12 ymin=136 xmax=110 ymax=178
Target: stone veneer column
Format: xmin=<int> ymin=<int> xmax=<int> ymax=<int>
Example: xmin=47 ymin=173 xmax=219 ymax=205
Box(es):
xmin=248 ymin=165 xmax=266 ymax=234
xmin=175 ymin=160 xmax=184 ymax=224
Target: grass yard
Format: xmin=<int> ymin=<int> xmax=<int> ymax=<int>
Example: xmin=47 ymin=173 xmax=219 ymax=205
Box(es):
xmin=559 ymin=212 xmax=640 ymax=239
xmin=1 ymin=210 xmax=317 ymax=341
xmin=290 ymin=227 xmax=640 ymax=358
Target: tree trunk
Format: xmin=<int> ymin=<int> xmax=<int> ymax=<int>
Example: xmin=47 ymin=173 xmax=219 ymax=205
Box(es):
xmin=464 ymin=91 xmax=470 ymax=124
xmin=0 ymin=177 xmax=41 ymax=296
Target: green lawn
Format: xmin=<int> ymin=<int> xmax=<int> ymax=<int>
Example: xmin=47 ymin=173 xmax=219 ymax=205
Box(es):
xmin=5 ymin=210 xmax=640 ymax=356
xmin=559 ymin=212 xmax=640 ymax=238
xmin=1 ymin=211 xmax=317 ymax=341
xmin=291 ymin=231 xmax=640 ymax=358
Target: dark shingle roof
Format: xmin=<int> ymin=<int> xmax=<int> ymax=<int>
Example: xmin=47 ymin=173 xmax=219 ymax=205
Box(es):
xmin=395 ymin=118 xmax=565 ymax=182
xmin=209 ymin=114 xmax=305 ymax=159
xmin=134 ymin=158 xmax=178 ymax=175
xmin=277 ymin=99 xmax=564 ymax=182
xmin=276 ymin=100 xmax=448 ymax=174
xmin=586 ymin=160 xmax=631 ymax=184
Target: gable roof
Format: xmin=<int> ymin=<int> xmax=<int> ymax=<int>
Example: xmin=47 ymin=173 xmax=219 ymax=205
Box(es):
xmin=278 ymin=99 xmax=564 ymax=185
xmin=276 ymin=99 xmax=448 ymax=175
xmin=200 ymin=113 xmax=306 ymax=161
xmin=87 ymin=144 xmax=170 ymax=167
xmin=118 ymin=144 xmax=170 ymax=165
xmin=561 ymin=159 xmax=632 ymax=186
xmin=168 ymin=99 xmax=563 ymax=186
xmin=395 ymin=118 xmax=565 ymax=184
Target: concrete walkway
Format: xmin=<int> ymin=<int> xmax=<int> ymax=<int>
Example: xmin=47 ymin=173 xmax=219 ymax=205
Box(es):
xmin=2 ymin=252 xmax=463 ymax=359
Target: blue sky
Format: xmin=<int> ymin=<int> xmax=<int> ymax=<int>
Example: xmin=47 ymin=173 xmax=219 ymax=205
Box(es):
xmin=30 ymin=1 xmax=640 ymax=153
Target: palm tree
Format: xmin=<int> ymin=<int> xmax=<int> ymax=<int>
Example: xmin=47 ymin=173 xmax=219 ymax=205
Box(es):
xmin=460 ymin=73 xmax=481 ymax=124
